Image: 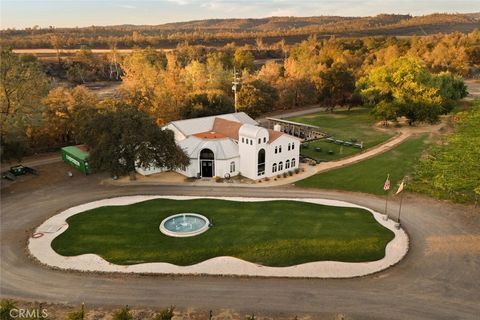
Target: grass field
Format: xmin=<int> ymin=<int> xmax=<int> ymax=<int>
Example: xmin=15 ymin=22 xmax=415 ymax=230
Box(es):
xmin=51 ymin=199 xmax=394 ymax=267
xmin=288 ymin=108 xmax=393 ymax=162
xmin=296 ymin=135 xmax=428 ymax=195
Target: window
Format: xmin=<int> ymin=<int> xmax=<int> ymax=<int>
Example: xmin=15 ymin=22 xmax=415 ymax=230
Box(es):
xmin=288 ymin=143 xmax=291 ymax=151
xmin=242 ymin=137 xmax=244 ymax=143
xmin=250 ymin=140 xmax=253 ymax=145
xmin=278 ymin=162 xmax=283 ymax=171
xmin=230 ymin=161 xmax=235 ymax=173
xmin=272 ymin=163 xmax=277 ymax=173
xmin=275 ymin=146 xmax=278 ymax=154
xmin=257 ymin=149 xmax=266 ymax=176
xmin=258 ymin=138 xmax=261 ymax=144
xmin=292 ymin=143 xmax=295 ymax=150
xmin=292 ymin=158 xmax=296 ymax=167
xmin=286 ymin=159 xmax=290 ymax=169
xmin=263 ymin=137 xmax=266 ymax=143
xmin=279 ymin=146 xmax=282 ymax=153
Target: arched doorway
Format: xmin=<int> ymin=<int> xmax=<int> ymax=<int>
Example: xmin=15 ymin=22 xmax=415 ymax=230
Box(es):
xmin=257 ymin=148 xmax=266 ymax=176
xmin=200 ymin=148 xmax=215 ymax=177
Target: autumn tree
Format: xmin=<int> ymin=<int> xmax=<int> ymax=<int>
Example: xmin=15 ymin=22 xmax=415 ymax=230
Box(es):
xmin=233 ymin=49 xmax=255 ymax=72
xmin=0 ymin=48 xmax=50 ymax=160
xmin=42 ymin=85 xmax=98 ymax=144
xmin=79 ymin=105 xmax=189 ymax=179
xmin=357 ymin=57 xmax=455 ymax=125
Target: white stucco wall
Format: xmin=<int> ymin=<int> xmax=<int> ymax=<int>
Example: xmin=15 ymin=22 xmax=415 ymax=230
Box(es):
xmin=266 ymin=135 xmax=300 ymax=177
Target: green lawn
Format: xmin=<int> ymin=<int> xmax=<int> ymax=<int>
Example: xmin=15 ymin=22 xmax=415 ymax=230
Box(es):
xmin=296 ymin=135 xmax=428 ymax=195
xmin=52 ymin=199 xmax=394 ymax=267
xmin=288 ymin=108 xmax=393 ymax=162
xmin=300 ymin=140 xmax=361 ymax=162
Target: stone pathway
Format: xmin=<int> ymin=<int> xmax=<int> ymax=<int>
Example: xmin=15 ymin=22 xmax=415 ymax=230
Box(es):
xmin=28 ymin=195 xmax=408 ymax=278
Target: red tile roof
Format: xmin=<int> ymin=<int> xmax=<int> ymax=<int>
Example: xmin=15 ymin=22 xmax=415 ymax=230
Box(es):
xmin=194 ymin=117 xmax=284 ymax=143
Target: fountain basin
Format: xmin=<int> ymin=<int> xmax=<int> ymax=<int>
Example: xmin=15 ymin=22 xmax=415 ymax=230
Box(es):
xmin=159 ymin=213 xmax=210 ymax=237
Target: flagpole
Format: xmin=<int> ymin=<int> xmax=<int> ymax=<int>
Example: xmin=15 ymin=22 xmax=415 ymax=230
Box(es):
xmin=383 ymin=174 xmax=390 ymax=220
xmin=397 ymin=191 xmax=404 ymax=224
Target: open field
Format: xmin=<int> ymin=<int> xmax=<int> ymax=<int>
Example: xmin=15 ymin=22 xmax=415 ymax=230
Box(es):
xmin=51 ymin=198 xmax=394 ymax=266
xmin=296 ymin=134 xmax=428 ymax=195
xmin=288 ymin=108 xmax=393 ymax=162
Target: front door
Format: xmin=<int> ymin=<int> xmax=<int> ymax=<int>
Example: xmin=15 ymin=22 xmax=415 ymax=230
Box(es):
xmin=201 ymin=160 xmax=214 ymax=177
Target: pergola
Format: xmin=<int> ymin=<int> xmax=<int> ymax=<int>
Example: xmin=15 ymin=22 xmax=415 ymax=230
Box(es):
xmin=266 ymin=118 xmax=328 ymax=141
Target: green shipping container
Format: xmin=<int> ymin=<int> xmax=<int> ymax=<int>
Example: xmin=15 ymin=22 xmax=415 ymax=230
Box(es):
xmin=61 ymin=145 xmax=90 ymax=174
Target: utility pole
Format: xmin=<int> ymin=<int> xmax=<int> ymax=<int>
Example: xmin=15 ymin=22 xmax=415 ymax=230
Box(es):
xmin=232 ymin=68 xmax=240 ymax=112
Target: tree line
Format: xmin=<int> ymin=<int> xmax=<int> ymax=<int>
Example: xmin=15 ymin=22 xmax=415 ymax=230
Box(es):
xmin=1 ymin=30 xmax=474 ymax=162
xmin=1 ymin=13 xmax=479 ymax=49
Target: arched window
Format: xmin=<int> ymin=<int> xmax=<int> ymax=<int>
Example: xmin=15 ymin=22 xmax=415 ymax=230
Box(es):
xmin=278 ymin=161 xmax=283 ymax=171
xmin=257 ymin=148 xmax=266 ymax=176
xmin=250 ymin=140 xmax=253 ymax=145
xmin=275 ymin=146 xmax=278 ymax=154
xmin=258 ymin=138 xmax=261 ymax=144
xmin=288 ymin=143 xmax=291 ymax=151
xmin=230 ymin=161 xmax=235 ymax=173
xmin=272 ymin=163 xmax=277 ymax=173
xmin=292 ymin=143 xmax=295 ymax=150
xmin=286 ymin=159 xmax=290 ymax=169
xmin=242 ymin=137 xmax=244 ymax=143
xmin=292 ymin=158 xmax=296 ymax=167
xmin=279 ymin=145 xmax=282 ymax=153
xmin=263 ymin=137 xmax=266 ymax=143
xmin=200 ymin=148 xmax=214 ymax=160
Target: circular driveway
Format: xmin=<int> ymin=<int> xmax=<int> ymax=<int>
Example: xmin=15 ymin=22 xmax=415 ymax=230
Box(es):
xmin=1 ymin=176 xmax=479 ymax=319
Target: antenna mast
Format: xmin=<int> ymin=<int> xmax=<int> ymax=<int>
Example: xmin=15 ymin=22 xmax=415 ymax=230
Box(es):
xmin=232 ymin=68 xmax=240 ymax=112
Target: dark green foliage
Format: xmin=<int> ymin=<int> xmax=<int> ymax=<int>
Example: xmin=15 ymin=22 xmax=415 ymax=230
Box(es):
xmin=180 ymin=91 xmax=233 ymax=119
xmin=79 ymin=104 xmax=189 ymax=177
xmin=238 ymin=80 xmax=278 ymax=117
xmin=51 ymin=199 xmax=394 ymax=266
xmin=0 ymin=300 xmax=17 ymax=320
xmin=318 ymin=66 xmax=356 ymax=110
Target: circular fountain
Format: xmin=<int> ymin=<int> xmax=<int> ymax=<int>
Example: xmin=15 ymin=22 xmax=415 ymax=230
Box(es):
xmin=159 ymin=213 xmax=210 ymax=237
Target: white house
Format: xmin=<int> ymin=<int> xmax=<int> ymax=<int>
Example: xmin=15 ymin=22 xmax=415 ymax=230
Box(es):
xmin=136 ymin=112 xmax=301 ymax=180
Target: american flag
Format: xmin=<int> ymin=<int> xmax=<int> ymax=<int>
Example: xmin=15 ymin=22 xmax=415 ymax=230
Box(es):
xmin=383 ymin=174 xmax=390 ymax=191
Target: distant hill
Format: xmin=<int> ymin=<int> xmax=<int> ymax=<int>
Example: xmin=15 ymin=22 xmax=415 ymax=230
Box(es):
xmin=1 ymin=13 xmax=479 ymax=49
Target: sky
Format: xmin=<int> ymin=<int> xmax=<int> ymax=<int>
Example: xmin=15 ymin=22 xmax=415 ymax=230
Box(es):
xmin=1 ymin=0 xmax=479 ymax=29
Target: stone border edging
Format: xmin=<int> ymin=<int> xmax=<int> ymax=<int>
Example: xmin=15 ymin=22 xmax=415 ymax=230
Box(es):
xmin=28 ymin=196 xmax=409 ymax=278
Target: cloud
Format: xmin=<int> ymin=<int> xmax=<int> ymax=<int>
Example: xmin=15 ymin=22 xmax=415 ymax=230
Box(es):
xmin=166 ymin=0 xmax=195 ymax=5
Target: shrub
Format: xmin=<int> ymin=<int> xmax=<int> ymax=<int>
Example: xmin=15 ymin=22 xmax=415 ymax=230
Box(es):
xmin=154 ymin=306 xmax=175 ymax=320
xmin=67 ymin=305 xmax=85 ymax=320
xmin=283 ymin=172 xmax=288 ymax=178
xmin=112 ymin=306 xmax=133 ymax=320
xmin=214 ymin=176 xmax=222 ymax=183
xmin=288 ymin=170 xmax=294 ymax=176
xmin=0 ymin=300 xmax=17 ymax=320
xmin=294 ymin=168 xmax=300 ymax=174
xmin=264 ymin=177 xmax=270 ymax=181
xmin=277 ymin=174 xmax=281 ymax=178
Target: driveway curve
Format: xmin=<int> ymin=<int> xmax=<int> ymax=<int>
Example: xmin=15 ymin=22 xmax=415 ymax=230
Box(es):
xmin=1 ymin=177 xmax=479 ymax=320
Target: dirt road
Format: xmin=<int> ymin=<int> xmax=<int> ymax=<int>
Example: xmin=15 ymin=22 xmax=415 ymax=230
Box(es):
xmin=1 ymin=173 xmax=479 ymax=319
